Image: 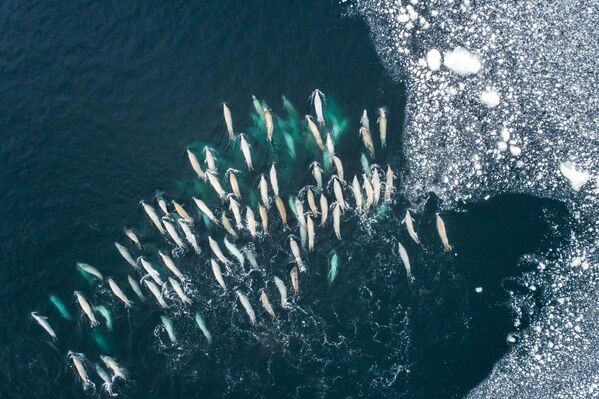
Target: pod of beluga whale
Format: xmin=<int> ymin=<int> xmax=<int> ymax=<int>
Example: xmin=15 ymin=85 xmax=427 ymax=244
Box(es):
xmin=28 ymin=89 xmax=459 ymax=394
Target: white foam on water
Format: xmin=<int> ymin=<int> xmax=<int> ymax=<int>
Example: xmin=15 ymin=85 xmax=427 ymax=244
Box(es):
xmin=349 ymin=0 xmax=599 ymax=397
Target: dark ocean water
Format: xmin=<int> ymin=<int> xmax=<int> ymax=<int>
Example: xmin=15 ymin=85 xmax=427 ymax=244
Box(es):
xmin=0 ymin=1 xmax=571 ymax=398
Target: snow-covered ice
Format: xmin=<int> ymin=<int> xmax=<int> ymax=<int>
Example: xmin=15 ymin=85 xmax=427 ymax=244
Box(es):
xmin=443 ymin=48 xmax=482 ymax=75
xmin=426 ymin=49 xmax=442 ymax=71
xmin=480 ymin=88 xmax=500 ymax=107
xmin=559 ymin=162 xmax=591 ymax=192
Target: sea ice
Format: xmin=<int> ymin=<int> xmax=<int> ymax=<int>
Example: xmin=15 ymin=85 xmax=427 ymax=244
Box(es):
xmin=443 ymin=48 xmax=482 ymax=75
xmin=559 ymin=162 xmax=590 ymax=191
xmin=480 ymin=88 xmax=500 ymax=107
xmin=426 ymin=49 xmax=442 ymax=71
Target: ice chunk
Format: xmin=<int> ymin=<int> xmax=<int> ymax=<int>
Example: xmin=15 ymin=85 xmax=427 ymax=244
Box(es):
xmin=444 ymin=48 xmax=482 ymax=75
xmin=559 ymin=162 xmax=590 ymax=191
xmin=397 ymin=13 xmax=410 ymax=23
xmin=510 ymin=145 xmax=522 ymax=156
xmin=426 ymin=49 xmax=442 ymax=71
xmin=480 ymin=88 xmax=500 ymax=107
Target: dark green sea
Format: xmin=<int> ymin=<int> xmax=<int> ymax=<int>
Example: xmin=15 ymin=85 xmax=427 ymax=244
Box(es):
xmin=0 ymin=1 xmax=574 ymax=398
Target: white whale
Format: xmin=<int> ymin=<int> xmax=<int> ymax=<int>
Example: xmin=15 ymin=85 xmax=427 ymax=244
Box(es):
xmin=306 ymin=115 xmax=324 ymax=151
xmin=156 ymin=192 xmax=169 ymax=215
xmin=384 ymin=165 xmax=394 ymax=202
xmin=108 ymin=278 xmax=133 ymax=307
xmin=371 ymin=168 xmax=381 ymax=205
xmin=259 ymin=174 xmax=270 ymax=209
xmin=160 ymin=315 xmax=177 ymax=343
xmin=162 ymin=217 xmax=186 ymax=250
xmin=139 ymin=257 xmax=164 ymax=286
xmin=187 ymin=149 xmax=206 ymax=181
xmin=209 ymin=236 xmax=232 ymax=265
xmin=332 ymin=176 xmax=346 ymax=211
xmin=115 ymin=242 xmax=138 ymax=269
xmin=227 ymin=168 xmax=242 ymax=199
xmin=243 ymin=247 xmax=260 ymax=270
xmin=204 ymin=146 xmax=217 ymax=173
xmin=171 ymin=201 xmax=191 ymax=224
xmin=359 ymin=127 xmax=375 ymax=158
xmin=311 ymin=161 xmax=323 ymax=189
xmin=123 ymin=227 xmax=142 ymax=249
xmin=221 ymin=211 xmax=238 ymax=239
xmin=263 ymin=107 xmax=274 ymax=142
xmin=239 ymin=134 xmax=253 ymax=170
xmin=274 ymin=276 xmax=289 ymax=308
xmin=352 ymin=175 xmax=363 ymax=213
xmin=100 ymin=355 xmax=127 ymax=381
xmin=333 ymin=155 xmax=344 ymax=181
xmin=404 ymin=210 xmax=421 ymax=245
xmin=260 ymin=289 xmax=276 ymax=318
xmin=246 ymin=206 xmax=257 ymax=238
xmin=77 ymin=262 xmax=104 ymax=281
xmin=310 ymin=89 xmax=325 ymax=125
xmin=194 ymin=312 xmax=213 ymax=344
xmin=377 ymin=108 xmax=387 ymax=148
xmin=128 ymin=275 xmax=146 ymax=301
xmin=307 ymin=215 xmax=315 ymax=251
xmin=360 ymin=109 xmax=370 ymax=131
xmin=169 ymin=277 xmax=191 ymax=304
xmin=74 ymin=291 xmax=99 ymax=328
xmin=269 ymin=163 xmax=279 ymax=197
xmin=193 ymin=197 xmax=218 ymax=225
xmin=177 ymin=219 xmax=201 ymax=254
xmin=224 ymin=237 xmax=245 ymax=267
xmin=228 ymin=196 xmax=243 ymax=229
xmin=398 ymin=241 xmax=414 ymax=282
xmin=158 ymin=251 xmax=186 ymax=282
xmin=306 ymin=188 xmax=318 ymax=216
xmin=333 ymin=203 xmax=341 ymax=240
xmin=289 ymin=237 xmax=305 ymax=272
xmin=68 ymin=351 xmax=94 ymax=391
xmin=290 ymin=265 xmax=299 ymax=295
xmin=320 ymin=193 xmax=329 ymax=226
xmin=31 ymin=311 xmax=57 ymax=340
xmin=259 ymin=204 xmax=269 ymax=234
xmin=206 ymin=171 xmax=226 ymax=199
xmin=362 ymin=175 xmax=374 ymax=211
xmin=144 ymin=280 xmax=168 ymax=308
xmin=237 ymin=291 xmax=256 ymax=325
xmin=223 ymin=102 xmax=235 ymax=140
xmin=436 ymin=215 xmax=453 ymax=251
xmin=275 ymin=196 xmax=288 ymax=226
xmin=94 ymin=363 xmax=114 ymax=396
xmin=210 ymin=259 xmax=227 ymax=291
